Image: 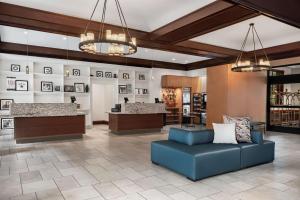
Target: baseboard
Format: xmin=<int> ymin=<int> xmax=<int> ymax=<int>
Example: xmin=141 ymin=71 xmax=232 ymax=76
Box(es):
xmin=93 ymin=120 xmax=108 ymax=125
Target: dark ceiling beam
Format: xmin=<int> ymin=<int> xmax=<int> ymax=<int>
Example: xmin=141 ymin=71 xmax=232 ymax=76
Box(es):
xmin=225 ymin=0 xmax=300 ymax=28
xmin=177 ymin=41 xmax=240 ymax=57
xmin=0 ymin=42 xmax=186 ymax=70
xmin=149 ymin=3 xmax=259 ymax=44
xmin=149 ymin=1 xmax=233 ymax=40
xmin=0 ymin=2 xmax=237 ymax=59
xmin=187 ymin=41 xmax=300 ymax=70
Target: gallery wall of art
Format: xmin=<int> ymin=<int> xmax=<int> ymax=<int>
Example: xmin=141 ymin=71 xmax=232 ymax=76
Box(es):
xmin=0 ymin=53 xmax=206 ymax=128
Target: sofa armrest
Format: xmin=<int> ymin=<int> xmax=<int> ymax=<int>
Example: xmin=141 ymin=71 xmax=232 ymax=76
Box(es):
xmin=168 ymin=128 xmax=214 ymax=146
xmin=251 ymin=130 xmax=263 ymax=144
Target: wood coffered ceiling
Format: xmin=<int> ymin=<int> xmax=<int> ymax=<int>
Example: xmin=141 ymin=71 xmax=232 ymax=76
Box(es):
xmin=0 ymin=0 xmax=299 ymax=70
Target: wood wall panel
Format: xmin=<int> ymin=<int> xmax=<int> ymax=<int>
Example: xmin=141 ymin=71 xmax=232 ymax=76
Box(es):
xmin=206 ymin=65 xmax=229 ymax=128
xmin=206 ymin=65 xmax=267 ymax=128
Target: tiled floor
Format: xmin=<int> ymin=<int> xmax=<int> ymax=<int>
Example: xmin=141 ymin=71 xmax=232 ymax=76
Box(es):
xmin=0 ymin=125 xmax=300 ymax=200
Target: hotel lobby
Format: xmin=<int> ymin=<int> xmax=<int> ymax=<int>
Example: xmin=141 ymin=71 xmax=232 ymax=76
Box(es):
xmin=0 ymin=0 xmax=300 ymax=200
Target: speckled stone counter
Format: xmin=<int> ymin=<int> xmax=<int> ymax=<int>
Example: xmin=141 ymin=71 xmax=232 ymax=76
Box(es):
xmin=120 ymin=103 xmax=167 ymax=114
xmin=10 ymin=103 xmax=79 ymax=117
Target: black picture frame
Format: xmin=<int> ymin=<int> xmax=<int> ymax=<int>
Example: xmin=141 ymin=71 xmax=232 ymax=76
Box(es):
xmin=118 ymin=85 xmax=127 ymax=94
xmin=54 ymin=86 xmax=61 ymax=92
xmin=15 ymin=80 xmax=28 ymax=91
xmin=11 ymin=64 xmax=21 ymax=72
xmin=96 ymin=71 xmax=103 ymax=77
xmin=74 ymin=83 xmax=85 ymax=93
xmin=0 ymin=99 xmax=14 ymax=110
xmin=44 ymin=67 xmax=53 ymax=74
xmin=138 ymin=74 xmax=145 ymax=80
xmin=105 ymin=72 xmax=113 ymax=78
xmin=64 ymin=85 xmax=74 ymax=92
xmin=73 ymin=69 xmax=80 ymax=76
xmin=1 ymin=118 xmax=14 ymax=129
xmin=41 ymin=81 xmax=53 ymax=92
xmin=123 ymin=73 xmax=130 ymax=79
xmin=6 ymin=76 xmax=16 ymax=91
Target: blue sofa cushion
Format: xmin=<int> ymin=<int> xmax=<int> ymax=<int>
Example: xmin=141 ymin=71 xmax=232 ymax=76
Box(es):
xmin=151 ymin=140 xmax=240 ymax=181
xmin=168 ymin=128 xmax=214 ymax=146
xmin=238 ymin=140 xmax=275 ymax=168
xmin=250 ymin=130 xmax=264 ymax=144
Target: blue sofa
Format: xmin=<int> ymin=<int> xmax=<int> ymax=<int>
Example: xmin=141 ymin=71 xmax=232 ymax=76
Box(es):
xmin=151 ymin=128 xmax=275 ymax=181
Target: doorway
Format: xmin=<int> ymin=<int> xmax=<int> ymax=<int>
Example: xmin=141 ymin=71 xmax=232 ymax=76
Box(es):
xmin=92 ymin=83 xmax=115 ymax=124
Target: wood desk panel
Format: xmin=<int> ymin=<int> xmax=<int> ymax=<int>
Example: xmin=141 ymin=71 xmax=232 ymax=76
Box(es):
xmin=109 ymin=113 xmax=163 ymax=133
xmin=14 ymin=115 xmax=85 ymax=142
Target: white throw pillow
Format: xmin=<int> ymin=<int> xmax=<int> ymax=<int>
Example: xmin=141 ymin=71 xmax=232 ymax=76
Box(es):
xmin=213 ymin=123 xmax=238 ymax=144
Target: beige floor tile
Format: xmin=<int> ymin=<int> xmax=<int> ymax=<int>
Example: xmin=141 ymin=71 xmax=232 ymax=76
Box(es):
xmin=94 ymin=183 xmax=125 ymax=199
xmin=10 ymin=193 xmax=37 ymax=200
xmin=54 ymin=175 xmax=80 ymax=191
xmin=20 ymin=171 xmax=42 ymax=184
xmin=156 ymin=185 xmax=182 ymax=195
xmin=264 ymin=182 xmax=290 ymax=191
xmin=135 ymin=176 xmax=168 ymax=190
xmin=62 ymin=186 xmax=101 ymax=200
xmin=39 ymin=166 xmax=61 ymax=180
xmin=119 ymin=168 xmax=145 ymax=181
xmin=22 ymin=180 xmax=58 ymax=194
xmin=36 ymin=188 xmax=64 ymax=200
xmin=139 ymin=189 xmax=171 ymax=200
xmin=169 ymin=191 xmax=197 ymax=200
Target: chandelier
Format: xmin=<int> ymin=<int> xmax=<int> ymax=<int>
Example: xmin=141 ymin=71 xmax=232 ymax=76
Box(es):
xmin=232 ymin=23 xmax=271 ymax=72
xmin=79 ymin=0 xmax=137 ymax=56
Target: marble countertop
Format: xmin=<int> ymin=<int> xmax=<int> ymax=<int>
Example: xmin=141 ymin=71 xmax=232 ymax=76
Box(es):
xmin=13 ymin=113 xmax=85 ymax=118
xmin=108 ymin=112 xmax=169 ymax=114
xmin=10 ymin=103 xmax=86 ymax=118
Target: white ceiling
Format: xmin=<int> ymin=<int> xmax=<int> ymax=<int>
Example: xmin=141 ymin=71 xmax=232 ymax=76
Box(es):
xmin=1 ymin=0 xmax=215 ymax=32
xmin=192 ymin=15 xmax=300 ymax=51
xmin=0 ymin=25 xmax=208 ymax=64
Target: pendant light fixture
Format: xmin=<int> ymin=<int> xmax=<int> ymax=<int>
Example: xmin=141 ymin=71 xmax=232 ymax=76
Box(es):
xmin=231 ymin=23 xmax=271 ymax=72
xmin=79 ymin=0 xmax=137 ymax=56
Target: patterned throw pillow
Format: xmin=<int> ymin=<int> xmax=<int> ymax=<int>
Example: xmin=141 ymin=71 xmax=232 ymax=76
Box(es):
xmin=223 ymin=115 xmax=252 ymax=143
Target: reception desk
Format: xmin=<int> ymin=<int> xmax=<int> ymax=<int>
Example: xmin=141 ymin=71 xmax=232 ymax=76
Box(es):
xmin=109 ymin=113 xmax=164 ymax=134
xmin=108 ymin=103 xmax=167 ymax=134
xmin=11 ymin=103 xmax=86 ymax=143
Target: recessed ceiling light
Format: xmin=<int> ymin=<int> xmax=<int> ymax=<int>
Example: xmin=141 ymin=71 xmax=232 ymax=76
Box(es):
xmin=172 ymin=58 xmax=176 ymax=61
xmin=63 ymin=36 xmax=67 ymax=40
xmin=23 ymin=31 xmax=28 ymax=35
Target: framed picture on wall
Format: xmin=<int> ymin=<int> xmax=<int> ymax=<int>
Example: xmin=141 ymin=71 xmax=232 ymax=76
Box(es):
xmin=64 ymin=85 xmax=74 ymax=92
xmin=54 ymin=86 xmax=61 ymax=92
xmin=123 ymin=73 xmax=130 ymax=79
xmin=119 ymin=85 xmax=127 ymax=94
xmin=96 ymin=71 xmax=103 ymax=77
xmin=105 ymin=72 xmax=112 ymax=78
xmin=11 ymin=64 xmax=21 ymax=72
xmin=73 ymin=69 xmax=80 ymax=76
xmin=6 ymin=77 xmax=16 ymax=91
xmin=143 ymin=89 xmax=148 ymax=94
xmin=0 ymin=99 xmax=14 ymax=110
xmin=44 ymin=67 xmax=53 ymax=74
xmin=74 ymin=83 xmax=85 ymax=93
xmin=138 ymin=74 xmax=145 ymax=80
xmin=126 ymin=84 xmax=132 ymax=94
xmin=15 ymin=80 xmax=28 ymax=91
xmin=41 ymin=81 xmax=53 ymax=92
xmin=1 ymin=118 xmax=14 ymax=129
